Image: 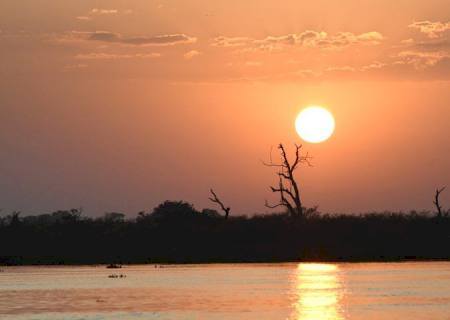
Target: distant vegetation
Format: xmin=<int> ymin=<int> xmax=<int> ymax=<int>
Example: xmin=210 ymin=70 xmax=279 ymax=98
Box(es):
xmin=0 ymin=202 xmax=449 ymax=265
xmin=1 ymin=144 xmax=448 ymax=265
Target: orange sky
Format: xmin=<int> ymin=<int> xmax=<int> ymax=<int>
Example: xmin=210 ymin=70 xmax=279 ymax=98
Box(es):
xmin=0 ymin=0 xmax=449 ymax=216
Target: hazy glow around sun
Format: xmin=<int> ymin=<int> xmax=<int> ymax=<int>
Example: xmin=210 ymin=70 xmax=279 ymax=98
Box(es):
xmin=295 ymin=106 xmax=335 ymax=143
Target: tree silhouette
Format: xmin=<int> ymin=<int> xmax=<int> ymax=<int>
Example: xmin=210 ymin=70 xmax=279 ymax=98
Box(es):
xmin=264 ymin=144 xmax=312 ymax=217
xmin=51 ymin=208 xmax=83 ymax=223
xmin=151 ymin=200 xmax=198 ymax=222
xmin=103 ymin=212 xmax=126 ymax=223
xmin=6 ymin=211 xmax=21 ymax=227
xmin=434 ymin=187 xmax=447 ymax=218
xmin=208 ymin=189 xmax=231 ymax=219
xmin=0 ymin=204 xmax=449 ymax=265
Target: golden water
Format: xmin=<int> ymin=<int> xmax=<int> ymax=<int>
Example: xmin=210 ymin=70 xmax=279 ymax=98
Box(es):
xmin=0 ymin=262 xmax=449 ymax=319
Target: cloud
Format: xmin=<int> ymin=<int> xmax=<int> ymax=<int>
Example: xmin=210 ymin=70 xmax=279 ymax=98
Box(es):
xmin=221 ymin=51 xmax=449 ymax=83
xmin=254 ymin=33 xmax=306 ymax=49
xmin=399 ymin=26 xmax=450 ymax=53
xmin=184 ymin=50 xmax=201 ymax=59
xmin=88 ymin=32 xmax=196 ymax=46
xmin=212 ymin=30 xmax=384 ymax=51
xmin=76 ymin=8 xmax=133 ymax=21
xmin=401 ymin=38 xmax=450 ymax=52
xmin=315 ymin=52 xmax=449 ymax=81
xmin=325 ymin=62 xmax=387 ymax=74
xmin=312 ymin=62 xmax=387 ymax=75
xmin=75 ymin=52 xmax=161 ymax=60
xmin=305 ymin=31 xmax=383 ymax=49
xmin=325 ymin=66 xmax=356 ymax=72
xmin=396 ymin=50 xmax=450 ymax=69
xmin=354 ymin=32 xmax=385 ymax=44
xmin=65 ymin=31 xmax=197 ymax=46
xmin=409 ymin=21 xmax=450 ymax=38
xmin=401 ymin=38 xmax=415 ymax=45
xmin=90 ymin=8 xmax=118 ymax=15
xmin=212 ymin=36 xmax=253 ymax=47
xmin=253 ymin=31 xmax=327 ymax=48
xmin=317 ymin=52 xmax=448 ymax=78
xmin=359 ymin=61 xmax=386 ymax=71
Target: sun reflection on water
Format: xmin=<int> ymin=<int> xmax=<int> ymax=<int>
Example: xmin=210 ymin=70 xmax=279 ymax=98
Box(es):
xmin=292 ymin=263 xmax=343 ymax=320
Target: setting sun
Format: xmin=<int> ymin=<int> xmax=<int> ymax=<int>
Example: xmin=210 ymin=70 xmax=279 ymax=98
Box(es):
xmin=295 ymin=106 xmax=335 ymax=143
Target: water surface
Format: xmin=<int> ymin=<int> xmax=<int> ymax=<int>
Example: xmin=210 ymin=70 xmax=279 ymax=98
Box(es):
xmin=0 ymin=262 xmax=449 ymax=319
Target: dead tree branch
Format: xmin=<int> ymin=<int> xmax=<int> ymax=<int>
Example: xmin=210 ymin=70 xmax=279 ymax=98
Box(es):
xmin=209 ymin=189 xmax=231 ymax=219
xmin=263 ymin=143 xmax=312 ymax=217
xmin=434 ymin=187 xmax=446 ymax=218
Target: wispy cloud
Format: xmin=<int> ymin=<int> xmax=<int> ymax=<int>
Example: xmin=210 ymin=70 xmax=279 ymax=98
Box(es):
xmin=76 ymin=8 xmax=133 ymax=21
xmin=212 ymin=36 xmax=253 ymax=47
xmin=409 ymin=21 xmax=450 ymax=38
xmin=75 ymin=52 xmax=161 ymax=60
xmin=90 ymin=8 xmax=119 ymax=15
xmin=184 ymin=50 xmax=201 ymax=60
xmin=396 ymin=50 xmax=450 ymax=69
xmin=88 ymin=31 xmax=196 ymax=46
xmin=325 ymin=66 xmax=356 ymax=72
xmin=395 ymin=24 xmax=450 ymax=69
xmin=359 ymin=61 xmax=386 ymax=71
xmin=258 ymin=31 xmax=384 ymax=50
xmin=212 ymin=30 xmax=384 ymax=51
xmin=59 ymin=31 xmax=197 ymax=46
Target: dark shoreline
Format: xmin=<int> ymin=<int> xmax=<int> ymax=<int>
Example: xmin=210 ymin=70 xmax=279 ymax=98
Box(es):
xmin=2 ymin=203 xmax=449 ymax=267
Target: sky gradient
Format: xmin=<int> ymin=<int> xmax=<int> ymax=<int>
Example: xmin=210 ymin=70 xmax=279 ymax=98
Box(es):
xmin=1 ymin=0 xmax=449 ymax=216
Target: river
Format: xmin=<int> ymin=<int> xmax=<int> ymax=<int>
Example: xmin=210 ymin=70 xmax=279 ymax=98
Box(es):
xmin=0 ymin=262 xmax=449 ymax=319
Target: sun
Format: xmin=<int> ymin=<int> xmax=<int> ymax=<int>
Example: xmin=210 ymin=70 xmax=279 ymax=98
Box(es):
xmin=295 ymin=106 xmax=335 ymax=143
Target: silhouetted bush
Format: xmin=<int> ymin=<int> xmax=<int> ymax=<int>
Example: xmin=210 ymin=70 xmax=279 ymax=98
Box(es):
xmin=0 ymin=201 xmax=448 ymax=265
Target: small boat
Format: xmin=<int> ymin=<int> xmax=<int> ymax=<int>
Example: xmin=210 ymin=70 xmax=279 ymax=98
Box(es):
xmin=106 ymin=264 xmax=122 ymax=269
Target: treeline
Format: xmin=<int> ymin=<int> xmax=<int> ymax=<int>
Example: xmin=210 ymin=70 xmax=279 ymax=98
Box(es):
xmin=0 ymin=201 xmax=449 ymax=265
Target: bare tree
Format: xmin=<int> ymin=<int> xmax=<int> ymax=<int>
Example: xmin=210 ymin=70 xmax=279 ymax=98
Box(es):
xmin=433 ymin=187 xmax=447 ymax=218
xmin=264 ymin=144 xmax=312 ymax=217
xmin=209 ymin=189 xmax=231 ymax=219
